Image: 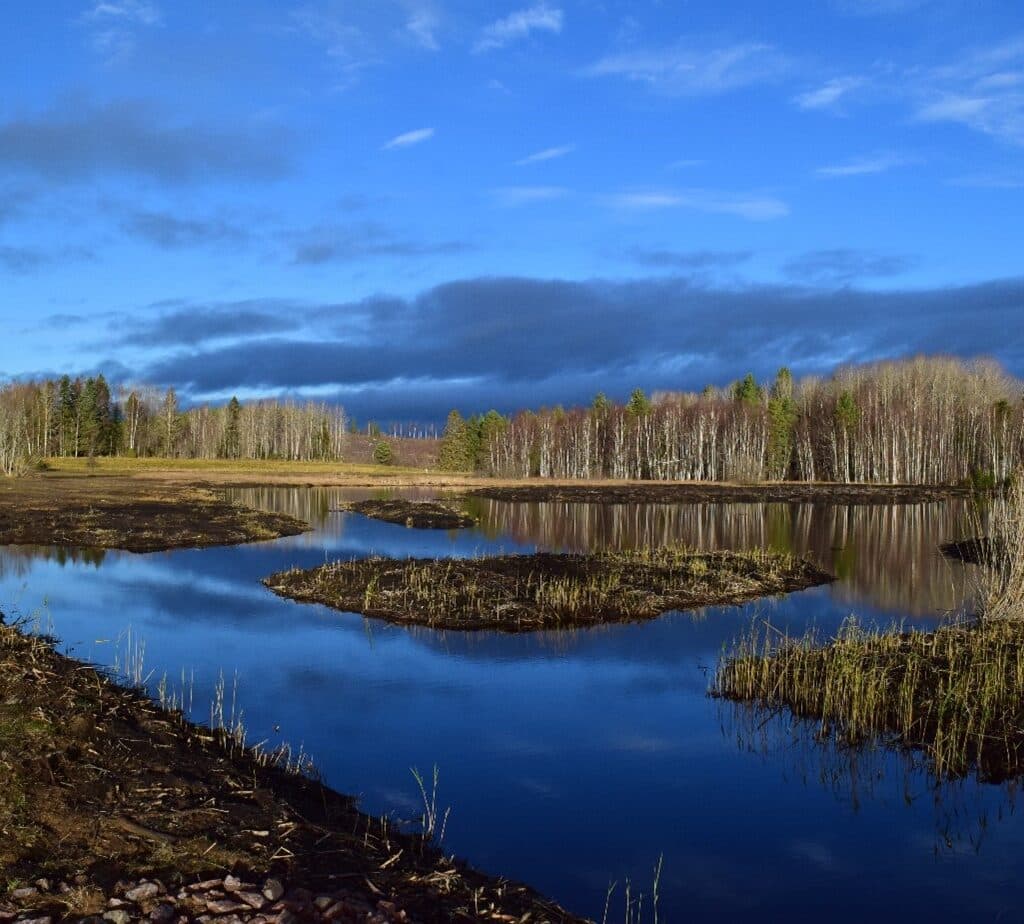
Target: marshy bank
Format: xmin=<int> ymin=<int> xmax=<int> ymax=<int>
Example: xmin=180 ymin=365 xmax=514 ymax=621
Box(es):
xmin=335 ymin=498 xmax=475 ymax=529
xmin=264 ymin=548 xmax=831 ymax=632
xmin=0 ymin=617 xmax=582 ymax=923
xmin=716 ymin=478 xmax=1024 ymax=781
xmin=0 ymin=476 xmax=308 ymax=552
xmin=468 ymin=482 xmax=971 ymax=506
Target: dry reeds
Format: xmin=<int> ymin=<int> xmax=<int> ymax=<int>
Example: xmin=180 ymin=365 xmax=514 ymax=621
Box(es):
xmin=716 ymin=472 xmax=1024 ymax=780
xmin=264 ymin=547 xmax=830 ymax=632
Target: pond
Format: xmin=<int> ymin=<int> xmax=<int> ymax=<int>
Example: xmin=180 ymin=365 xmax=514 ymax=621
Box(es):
xmin=1 ymin=489 xmax=1020 ymax=922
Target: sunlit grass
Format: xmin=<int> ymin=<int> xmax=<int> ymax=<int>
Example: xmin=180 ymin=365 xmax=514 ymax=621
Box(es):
xmin=715 ymin=475 xmax=1024 ymax=780
xmin=43 ymin=455 xmax=428 ymax=477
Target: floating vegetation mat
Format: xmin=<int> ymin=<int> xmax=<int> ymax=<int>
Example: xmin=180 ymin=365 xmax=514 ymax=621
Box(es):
xmin=335 ymin=498 xmax=475 ymax=529
xmin=264 ymin=548 xmax=831 ymax=632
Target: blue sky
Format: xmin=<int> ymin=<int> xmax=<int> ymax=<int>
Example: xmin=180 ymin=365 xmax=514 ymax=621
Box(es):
xmin=1 ymin=0 xmax=1023 ymax=421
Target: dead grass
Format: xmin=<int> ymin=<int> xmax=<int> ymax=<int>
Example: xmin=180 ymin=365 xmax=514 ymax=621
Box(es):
xmin=715 ymin=475 xmax=1024 ymax=781
xmin=265 ymin=548 xmax=831 ymax=632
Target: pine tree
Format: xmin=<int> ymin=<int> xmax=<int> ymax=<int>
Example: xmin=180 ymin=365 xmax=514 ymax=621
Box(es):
xmin=438 ymin=410 xmax=473 ymax=471
xmin=627 ymin=388 xmax=652 ymax=416
xmin=766 ymin=367 xmax=797 ymax=480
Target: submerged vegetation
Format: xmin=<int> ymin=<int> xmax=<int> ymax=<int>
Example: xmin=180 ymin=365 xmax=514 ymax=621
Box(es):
xmin=716 ymin=476 xmax=1024 ymax=781
xmin=264 ymin=548 xmax=831 ymax=631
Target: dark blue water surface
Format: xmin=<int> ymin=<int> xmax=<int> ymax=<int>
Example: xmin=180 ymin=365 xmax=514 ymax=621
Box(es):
xmin=2 ymin=489 xmax=1022 ymax=922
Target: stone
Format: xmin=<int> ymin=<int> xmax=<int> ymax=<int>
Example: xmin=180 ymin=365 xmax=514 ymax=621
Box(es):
xmin=222 ymin=875 xmax=242 ymax=893
xmin=205 ymin=899 xmax=245 ymax=914
xmin=10 ymin=889 xmax=37 ymax=902
xmin=126 ymin=883 xmax=161 ymax=903
xmin=103 ymin=911 xmax=132 ymax=924
xmin=262 ymin=880 xmax=284 ymax=903
xmin=236 ymin=892 xmax=266 ymax=910
xmin=149 ymin=905 xmax=177 ymax=923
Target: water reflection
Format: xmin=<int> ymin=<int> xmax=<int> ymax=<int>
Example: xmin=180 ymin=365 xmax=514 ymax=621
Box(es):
xmin=468 ymin=498 xmax=978 ymax=616
xmin=0 ymin=488 xmax=1017 ymax=922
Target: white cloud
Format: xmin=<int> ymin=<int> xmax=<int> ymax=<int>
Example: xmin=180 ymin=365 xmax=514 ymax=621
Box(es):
xmin=382 ymin=127 xmax=435 ymax=150
xmin=582 ymin=42 xmax=789 ymax=96
xmin=83 ymin=1 xmax=160 ymax=25
xmin=492 ymin=186 xmax=569 ymax=206
xmin=515 ymin=144 xmax=575 ymax=166
xmin=405 ymin=5 xmax=440 ymax=50
xmin=474 ymin=4 xmax=563 ymax=54
xmin=816 ymin=152 xmax=912 ymax=177
xmin=794 ymin=76 xmax=865 ymax=111
xmin=911 ymin=36 xmax=1024 ymax=144
xmin=610 ymin=189 xmax=789 ymax=221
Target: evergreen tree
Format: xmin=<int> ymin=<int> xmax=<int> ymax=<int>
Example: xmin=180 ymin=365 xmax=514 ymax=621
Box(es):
xmin=627 ymin=388 xmax=652 ymax=416
xmin=766 ymin=367 xmax=797 ymax=480
xmin=733 ymin=373 xmax=762 ymax=404
xmin=438 ymin=410 xmax=473 ymax=471
xmin=222 ymin=396 xmax=242 ymax=458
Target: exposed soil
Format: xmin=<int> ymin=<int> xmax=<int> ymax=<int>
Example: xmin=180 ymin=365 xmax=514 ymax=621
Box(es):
xmin=467 ymin=482 xmax=970 ymax=506
xmin=263 ymin=549 xmax=832 ymax=632
xmin=0 ymin=618 xmax=583 ymax=923
xmin=0 ymin=477 xmax=309 ymax=553
xmin=336 ymin=499 xmax=476 ymax=530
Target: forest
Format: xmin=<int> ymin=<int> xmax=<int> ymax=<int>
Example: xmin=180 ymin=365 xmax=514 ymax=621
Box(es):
xmin=441 ymin=356 xmax=1024 ymax=485
xmin=0 ymin=375 xmax=347 ymax=474
xmin=2 ymin=356 xmax=1022 ymax=484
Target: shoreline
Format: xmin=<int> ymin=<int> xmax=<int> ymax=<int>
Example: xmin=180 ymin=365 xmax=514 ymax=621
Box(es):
xmin=0 ymin=618 xmax=585 ymax=923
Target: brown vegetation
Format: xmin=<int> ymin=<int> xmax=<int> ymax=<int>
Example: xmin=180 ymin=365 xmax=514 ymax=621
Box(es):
xmin=715 ymin=476 xmax=1024 ymax=781
xmin=0 ymin=476 xmax=308 ymax=552
xmin=264 ymin=548 xmax=831 ymax=632
xmin=0 ymin=618 xmax=581 ymax=922
xmin=337 ymin=499 xmax=476 ymax=529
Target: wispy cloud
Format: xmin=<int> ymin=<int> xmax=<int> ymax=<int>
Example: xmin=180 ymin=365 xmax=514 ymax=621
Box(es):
xmin=82 ymin=1 xmax=160 ymax=25
xmin=629 ymin=248 xmax=753 ymax=269
xmin=783 ymin=248 xmax=916 ymax=284
xmin=474 ymin=4 xmax=563 ymax=54
xmin=668 ymin=158 xmax=705 ymax=170
xmin=948 ymin=172 xmax=1024 ymax=189
xmin=794 ymin=76 xmax=865 ymax=111
xmin=582 ymin=41 xmax=789 ymax=96
xmin=610 ymin=189 xmax=789 ymax=221
xmin=816 ymin=152 xmax=912 ymax=177
xmin=492 ymin=186 xmax=569 ymax=206
xmin=80 ymin=0 xmax=161 ymax=61
xmin=912 ymin=37 xmax=1024 ymax=144
xmin=382 ymin=127 xmax=435 ymax=150
xmin=290 ymin=222 xmax=469 ymax=264
xmin=515 ymin=144 xmax=574 ymax=166
xmin=404 ymin=4 xmax=440 ymax=50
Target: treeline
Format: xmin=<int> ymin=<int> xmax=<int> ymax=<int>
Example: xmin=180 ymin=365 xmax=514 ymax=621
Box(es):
xmin=439 ymin=357 xmax=1024 ymax=485
xmin=0 ymin=375 xmax=347 ymax=474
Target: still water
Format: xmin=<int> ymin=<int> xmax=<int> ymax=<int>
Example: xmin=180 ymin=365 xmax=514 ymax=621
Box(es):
xmin=1 ymin=490 xmax=1021 ymax=922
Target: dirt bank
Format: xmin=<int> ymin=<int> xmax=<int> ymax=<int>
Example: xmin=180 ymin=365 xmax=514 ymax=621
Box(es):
xmin=336 ymin=499 xmax=476 ymax=529
xmin=0 ymin=476 xmax=309 ymax=552
xmin=0 ymin=617 xmax=583 ymax=923
xmin=467 ymin=482 xmax=970 ymax=506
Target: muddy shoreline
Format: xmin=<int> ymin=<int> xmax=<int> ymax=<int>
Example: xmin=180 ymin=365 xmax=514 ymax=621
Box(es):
xmin=264 ymin=549 xmax=832 ymax=632
xmin=0 ymin=477 xmax=309 ymax=552
xmin=466 ymin=482 xmax=970 ymax=506
xmin=336 ymin=499 xmax=475 ymax=529
xmin=0 ymin=619 xmax=583 ymax=923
